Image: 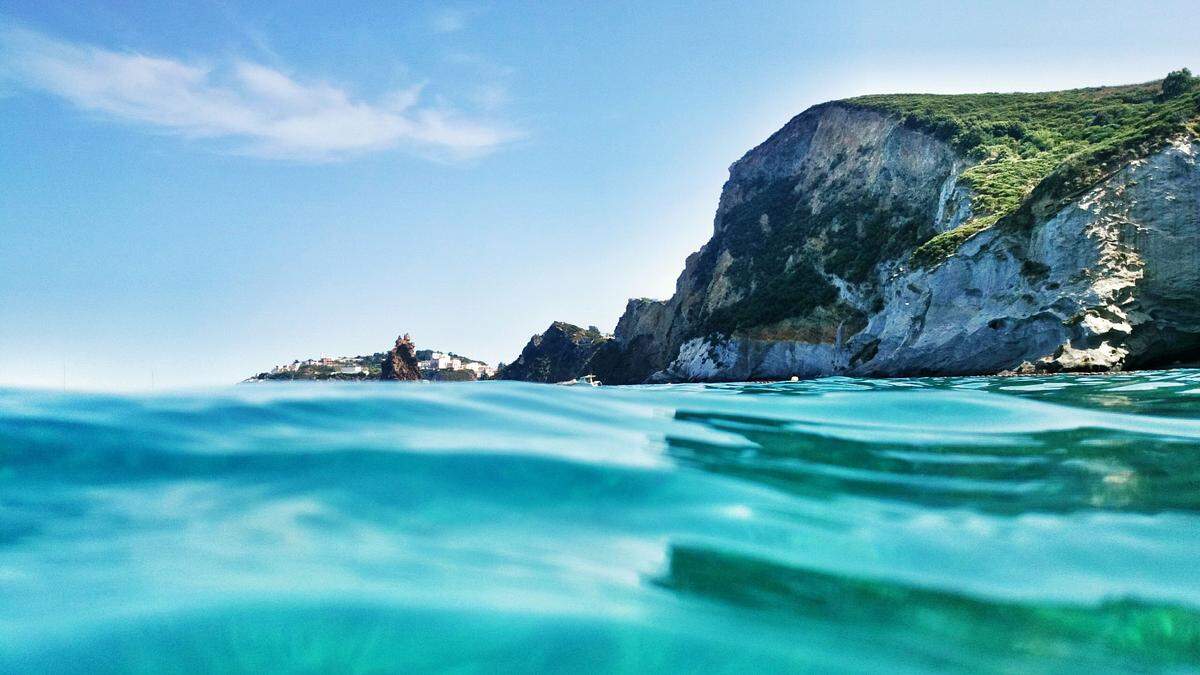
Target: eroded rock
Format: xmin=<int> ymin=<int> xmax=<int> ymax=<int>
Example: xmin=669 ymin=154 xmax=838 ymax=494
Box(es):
xmin=380 ymin=334 xmax=422 ymax=381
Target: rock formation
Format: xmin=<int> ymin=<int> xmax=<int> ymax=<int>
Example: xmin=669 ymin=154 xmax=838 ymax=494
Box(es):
xmin=380 ymin=333 xmax=422 ymax=381
xmin=503 ymin=75 xmax=1200 ymax=382
xmin=497 ymin=323 xmax=612 ymax=383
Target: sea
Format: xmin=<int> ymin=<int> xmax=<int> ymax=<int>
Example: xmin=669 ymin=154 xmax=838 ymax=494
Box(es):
xmin=2 ymin=371 xmax=1199 ymax=673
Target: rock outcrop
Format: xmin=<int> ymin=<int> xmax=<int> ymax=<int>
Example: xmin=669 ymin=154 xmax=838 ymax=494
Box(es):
xmin=497 ymin=323 xmax=613 ymax=383
xmin=504 ymin=78 xmax=1200 ymax=383
xmin=380 ymin=334 xmax=422 ymax=381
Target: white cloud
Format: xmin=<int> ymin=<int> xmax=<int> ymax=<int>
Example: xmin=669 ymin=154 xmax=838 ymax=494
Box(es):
xmin=0 ymin=24 xmax=519 ymax=161
xmin=430 ymin=8 xmax=471 ymax=34
xmin=470 ymin=82 xmax=511 ymax=110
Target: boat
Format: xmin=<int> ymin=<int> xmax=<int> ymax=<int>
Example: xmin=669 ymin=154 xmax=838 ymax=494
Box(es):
xmin=556 ymin=374 xmax=601 ymax=387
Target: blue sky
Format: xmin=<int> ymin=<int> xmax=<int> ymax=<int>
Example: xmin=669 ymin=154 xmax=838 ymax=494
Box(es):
xmin=2 ymin=1 xmax=1198 ymax=390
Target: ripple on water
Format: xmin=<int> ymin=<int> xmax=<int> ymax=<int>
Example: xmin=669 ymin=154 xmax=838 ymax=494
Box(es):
xmin=1 ymin=371 xmax=1199 ymax=672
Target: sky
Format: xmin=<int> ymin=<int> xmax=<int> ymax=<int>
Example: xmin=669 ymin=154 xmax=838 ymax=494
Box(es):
xmin=2 ymin=1 xmax=1198 ymax=390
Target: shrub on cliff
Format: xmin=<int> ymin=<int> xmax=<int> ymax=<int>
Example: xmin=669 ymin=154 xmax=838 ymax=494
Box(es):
xmin=1162 ymin=68 xmax=1196 ymax=99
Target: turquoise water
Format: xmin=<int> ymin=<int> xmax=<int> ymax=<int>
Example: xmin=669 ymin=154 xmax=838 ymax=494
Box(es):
xmin=2 ymin=372 xmax=1200 ymax=673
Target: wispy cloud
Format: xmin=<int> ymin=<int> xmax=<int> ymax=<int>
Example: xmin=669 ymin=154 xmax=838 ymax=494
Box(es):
xmin=469 ymin=83 xmax=508 ymax=110
xmin=430 ymin=8 xmax=474 ymax=34
xmin=0 ymin=24 xmax=519 ymax=161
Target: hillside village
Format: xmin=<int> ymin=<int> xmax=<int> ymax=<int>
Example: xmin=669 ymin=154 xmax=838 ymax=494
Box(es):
xmin=248 ymin=347 xmax=497 ymax=382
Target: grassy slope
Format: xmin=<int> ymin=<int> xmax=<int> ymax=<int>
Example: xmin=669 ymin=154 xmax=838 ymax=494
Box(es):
xmin=843 ymin=73 xmax=1200 ymax=266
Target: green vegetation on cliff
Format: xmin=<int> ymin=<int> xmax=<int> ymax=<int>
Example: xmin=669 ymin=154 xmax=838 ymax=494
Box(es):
xmin=694 ymin=171 xmax=926 ymax=338
xmin=847 ymin=70 xmax=1200 ymax=266
xmin=698 ymin=179 xmax=839 ymax=337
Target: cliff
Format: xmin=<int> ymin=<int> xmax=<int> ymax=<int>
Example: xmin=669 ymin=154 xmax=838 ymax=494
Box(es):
xmin=510 ymin=72 xmax=1200 ymax=382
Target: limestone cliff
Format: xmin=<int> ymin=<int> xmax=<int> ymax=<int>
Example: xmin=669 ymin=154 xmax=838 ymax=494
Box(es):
xmin=509 ymin=75 xmax=1200 ymax=382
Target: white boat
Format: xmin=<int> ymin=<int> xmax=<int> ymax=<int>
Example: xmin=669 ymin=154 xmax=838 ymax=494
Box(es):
xmin=557 ymin=374 xmax=601 ymax=387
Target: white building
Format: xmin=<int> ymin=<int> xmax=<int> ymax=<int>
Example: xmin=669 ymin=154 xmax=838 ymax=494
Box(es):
xmin=338 ymin=365 xmax=366 ymax=375
xmin=416 ymin=352 xmax=496 ymax=377
xmin=420 ymin=355 xmax=453 ymax=370
xmin=460 ymin=362 xmax=497 ymax=377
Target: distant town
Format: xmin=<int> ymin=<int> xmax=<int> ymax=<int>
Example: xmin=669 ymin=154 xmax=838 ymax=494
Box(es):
xmin=247 ymin=348 xmax=498 ymax=382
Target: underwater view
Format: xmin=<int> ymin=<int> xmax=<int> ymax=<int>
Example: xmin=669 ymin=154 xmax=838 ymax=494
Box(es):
xmin=2 ymin=371 xmax=1199 ymax=673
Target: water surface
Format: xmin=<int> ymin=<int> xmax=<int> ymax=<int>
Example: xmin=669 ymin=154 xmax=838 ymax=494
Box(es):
xmin=2 ymin=371 xmax=1200 ymax=672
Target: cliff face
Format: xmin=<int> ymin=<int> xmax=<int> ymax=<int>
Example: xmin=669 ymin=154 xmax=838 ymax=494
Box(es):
xmin=509 ymin=79 xmax=1200 ymax=383
xmin=606 ymin=103 xmax=974 ymax=382
xmin=851 ymin=139 xmax=1200 ymax=376
xmin=619 ymin=110 xmax=1199 ymax=382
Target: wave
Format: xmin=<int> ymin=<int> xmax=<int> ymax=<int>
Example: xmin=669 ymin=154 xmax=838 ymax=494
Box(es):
xmin=2 ymin=371 xmax=1199 ymax=671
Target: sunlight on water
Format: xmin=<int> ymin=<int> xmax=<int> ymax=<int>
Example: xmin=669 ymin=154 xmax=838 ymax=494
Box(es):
xmin=2 ymin=371 xmax=1200 ymax=672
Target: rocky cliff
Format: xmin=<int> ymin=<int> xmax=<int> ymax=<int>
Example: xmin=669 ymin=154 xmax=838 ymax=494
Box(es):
xmin=497 ymin=322 xmax=613 ymax=383
xmin=508 ymin=73 xmax=1200 ymax=383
